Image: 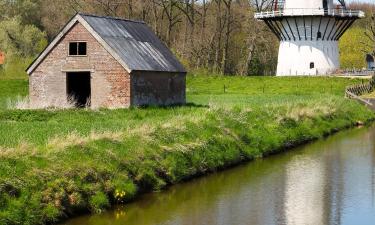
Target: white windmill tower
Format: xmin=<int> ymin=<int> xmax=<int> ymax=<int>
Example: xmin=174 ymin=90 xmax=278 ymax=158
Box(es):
xmin=255 ymin=0 xmax=365 ymax=76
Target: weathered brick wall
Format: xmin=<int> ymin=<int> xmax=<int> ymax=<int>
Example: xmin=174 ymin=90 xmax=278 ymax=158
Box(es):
xmin=29 ymin=22 xmax=131 ymax=108
xmin=131 ymin=71 xmax=186 ymax=106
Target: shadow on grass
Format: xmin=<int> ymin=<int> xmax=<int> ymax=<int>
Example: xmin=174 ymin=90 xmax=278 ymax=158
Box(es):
xmin=134 ymin=102 xmax=209 ymax=109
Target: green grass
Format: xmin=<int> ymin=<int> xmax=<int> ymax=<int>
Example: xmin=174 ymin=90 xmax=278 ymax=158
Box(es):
xmin=187 ymin=75 xmax=354 ymax=95
xmin=0 ymin=75 xmax=374 ymax=225
xmin=0 ymin=76 xmax=365 ymax=147
xmin=0 ymin=79 xmax=28 ymax=109
xmin=362 ymin=91 xmax=375 ymax=99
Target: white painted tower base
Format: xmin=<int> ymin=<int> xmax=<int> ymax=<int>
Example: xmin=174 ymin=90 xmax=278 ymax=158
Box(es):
xmin=255 ymin=0 xmax=364 ymax=76
xmin=277 ymin=40 xmax=339 ymax=76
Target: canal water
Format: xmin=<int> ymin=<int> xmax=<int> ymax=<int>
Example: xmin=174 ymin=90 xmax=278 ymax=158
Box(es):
xmin=62 ymin=125 xmax=375 ymax=225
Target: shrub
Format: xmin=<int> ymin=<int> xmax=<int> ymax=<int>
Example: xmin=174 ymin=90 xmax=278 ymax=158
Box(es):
xmin=89 ymin=192 xmax=109 ymax=213
xmin=113 ymin=179 xmax=137 ymax=203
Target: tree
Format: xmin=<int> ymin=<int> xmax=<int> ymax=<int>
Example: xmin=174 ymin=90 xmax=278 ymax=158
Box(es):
xmin=238 ymin=0 xmax=277 ymax=75
xmin=0 ymin=16 xmax=47 ymax=77
xmin=0 ymin=17 xmax=47 ymax=58
xmin=364 ymin=13 xmax=375 ymax=57
xmin=221 ymin=0 xmax=233 ymax=74
xmin=0 ymin=0 xmax=282 ymax=76
xmin=250 ymin=0 xmax=273 ymax=12
xmin=159 ymin=0 xmax=183 ymax=47
xmin=339 ymin=27 xmax=372 ymax=69
xmin=0 ymin=0 xmax=43 ymax=27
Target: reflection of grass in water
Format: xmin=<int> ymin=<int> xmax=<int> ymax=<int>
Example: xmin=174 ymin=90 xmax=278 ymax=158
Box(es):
xmin=0 ymin=75 xmax=374 ymax=225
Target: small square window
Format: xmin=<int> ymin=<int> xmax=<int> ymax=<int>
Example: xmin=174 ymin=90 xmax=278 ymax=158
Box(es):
xmin=317 ymin=32 xmax=322 ymax=39
xmin=69 ymin=42 xmax=78 ymax=55
xmin=310 ymin=62 xmax=315 ymax=69
xmin=78 ymin=43 xmax=87 ymax=55
xmin=69 ymin=42 xmax=87 ymax=56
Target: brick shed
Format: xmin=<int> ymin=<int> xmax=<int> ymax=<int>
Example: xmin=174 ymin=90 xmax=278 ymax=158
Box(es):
xmin=26 ymin=13 xmax=186 ymax=108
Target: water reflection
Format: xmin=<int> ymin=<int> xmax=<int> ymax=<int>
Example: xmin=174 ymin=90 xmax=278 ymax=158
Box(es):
xmin=62 ymin=125 xmax=375 ymax=225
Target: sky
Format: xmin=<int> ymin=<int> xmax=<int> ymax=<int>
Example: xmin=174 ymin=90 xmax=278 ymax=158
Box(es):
xmin=347 ymin=0 xmax=374 ymax=3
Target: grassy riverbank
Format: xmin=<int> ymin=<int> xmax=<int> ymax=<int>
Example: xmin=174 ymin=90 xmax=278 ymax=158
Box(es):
xmin=0 ymin=75 xmax=374 ymax=225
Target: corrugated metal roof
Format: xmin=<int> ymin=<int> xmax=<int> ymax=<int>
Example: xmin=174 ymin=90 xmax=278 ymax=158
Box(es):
xmin=80 ymin=14 xmax=186 ymax=73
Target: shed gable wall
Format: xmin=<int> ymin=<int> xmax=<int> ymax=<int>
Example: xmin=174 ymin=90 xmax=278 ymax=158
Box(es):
xmin=29 ymin=22 xmax=130 ymax=108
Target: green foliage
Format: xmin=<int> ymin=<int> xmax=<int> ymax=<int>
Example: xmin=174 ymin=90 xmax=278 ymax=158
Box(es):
xmin=113 ymin=179 xmax=137 ymax=202
xmin=0 ymin=75 xmax=374 ymax=225
xmin=0 ymin=16 xmax=47 ymax=58
xmin=0 ymin=0 xmax=44 ymax=30
xmin=248 ymin=55 xmax=265 ymax=76
xmin=339 ymin=27 xmax=372 ymax=69
xmin=365 ymin=13 xmax=375 ymax=57
xmin=89 ymin=192 xmax=110 ymax=213
xmin=0 ymin=16 xmax=46 ymax=80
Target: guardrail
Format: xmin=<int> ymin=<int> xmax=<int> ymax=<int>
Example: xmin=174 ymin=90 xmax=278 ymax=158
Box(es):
xmin=345 ymin=91 xmax=373 ymax=106
xmin=345 ymin=75 xmax=375 ymax=108
xmin=255 ymin=8 xmax=365 ymax=19
xmin=343 ymin=70 xmax=375 ymax=76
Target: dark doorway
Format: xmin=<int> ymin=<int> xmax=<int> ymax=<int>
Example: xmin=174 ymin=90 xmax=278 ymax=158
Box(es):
xmin=67 ymin=72 xmax=91 ymax=107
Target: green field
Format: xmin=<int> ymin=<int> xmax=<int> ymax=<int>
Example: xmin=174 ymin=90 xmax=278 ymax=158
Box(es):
xmin=0 ymin=75 xmax=374 ymax=225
